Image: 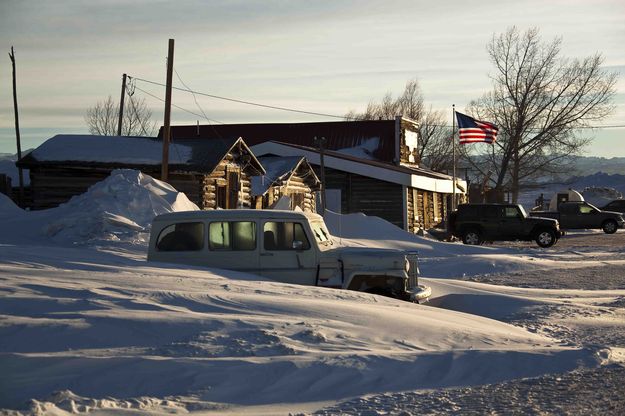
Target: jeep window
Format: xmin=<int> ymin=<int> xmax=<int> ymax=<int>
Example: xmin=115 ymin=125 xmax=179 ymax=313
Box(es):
xmin=157 ymin=222 xmax=204 ymax=251
xmin=484 ymin=206 xmax=502 ymax=218
xmin=263 ymin=222 xmax=311 ymax=251
xmin=209 ymin=221 xmax=257 ymax=251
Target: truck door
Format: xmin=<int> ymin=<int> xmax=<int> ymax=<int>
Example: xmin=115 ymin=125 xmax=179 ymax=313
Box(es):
xmin=259 ymin=220 xmax=318 ymax=286
xmin=207 ymin=220 xmax=260 ymax=274
xmin=577 ymin=203 xmax=602 ymax=228
xmin=500 ymin=206 xmax=526 ymax=238
xmin=483 ymin=205 xmax=504 ymax=239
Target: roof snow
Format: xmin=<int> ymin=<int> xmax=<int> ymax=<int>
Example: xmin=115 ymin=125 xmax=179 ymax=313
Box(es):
xmin=251 ymin=156 xmax=305 ymax=196
xmin=30 ymin=135 xmax=193 ymax=165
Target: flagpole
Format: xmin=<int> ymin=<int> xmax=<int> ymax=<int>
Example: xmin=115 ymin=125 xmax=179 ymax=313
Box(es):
xmin=452 ymin=104 xmax=456 ymax=211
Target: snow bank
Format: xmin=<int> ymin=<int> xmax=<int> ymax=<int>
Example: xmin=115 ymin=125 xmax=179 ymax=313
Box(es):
xmin=0 ymin=169 xmax=198 ymax=246
xmin=0 ymin=243 xmax=605 ymax=412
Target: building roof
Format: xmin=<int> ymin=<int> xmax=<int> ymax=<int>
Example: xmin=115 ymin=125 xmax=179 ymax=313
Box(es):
xmin=161 ymin=120 xmax=401 ymax=163
xmin=17 ymin=134 xmax=265 ymax=175
xmin=251 ymin=156 xmax=320 ymax=196
xmin=252 ymin=141 xmax=466 ymax=194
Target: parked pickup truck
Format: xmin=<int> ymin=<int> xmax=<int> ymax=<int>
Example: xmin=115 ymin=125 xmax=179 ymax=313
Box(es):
xmin=147 ymin=209 xmax=431 ymax=302
xmin=530 ymin=201 xmax=625 ymax=234
xmin=449 ymin=203 xmax=562 ymax=247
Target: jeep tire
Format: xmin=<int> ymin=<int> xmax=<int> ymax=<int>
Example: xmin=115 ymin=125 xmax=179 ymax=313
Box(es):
xmin=602 ymin=219 xmax=618 ymax=234
xmin=462 ymin=229 xmax=482 ymax=245
xmin=535 ymin=228 xmax=557 ymax=248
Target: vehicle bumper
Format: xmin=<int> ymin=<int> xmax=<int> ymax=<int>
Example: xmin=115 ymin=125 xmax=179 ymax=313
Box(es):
xmin=406 ymin=284 xmax=432 ymax=303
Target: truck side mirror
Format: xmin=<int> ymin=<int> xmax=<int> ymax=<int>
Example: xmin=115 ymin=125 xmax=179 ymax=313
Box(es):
xmin=292 ymin=240 xmax=304 ymax=251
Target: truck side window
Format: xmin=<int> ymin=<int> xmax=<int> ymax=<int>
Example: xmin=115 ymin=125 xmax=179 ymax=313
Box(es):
xmin=263 ymin=222 xmax=311 ymax=251
xmin=157 ymin=222 xmax=204 ymax=251
xmin=579 ymin=204 xmax=594 ymax=214
xmin=209 ymin=221 xmax=256 ymax=251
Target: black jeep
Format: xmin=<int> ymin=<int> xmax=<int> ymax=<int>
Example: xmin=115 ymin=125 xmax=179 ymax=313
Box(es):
xmin=449 ymin=203 xmax=562 ymax=248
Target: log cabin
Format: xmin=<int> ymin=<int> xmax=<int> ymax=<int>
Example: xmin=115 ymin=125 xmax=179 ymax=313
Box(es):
xmin=16 ymin=135 xmax=264 ymax=210
xmin=251 ymin=156 xmax=320 ymax=212
xmin=251 ymin=141 xmax=466 ymax=233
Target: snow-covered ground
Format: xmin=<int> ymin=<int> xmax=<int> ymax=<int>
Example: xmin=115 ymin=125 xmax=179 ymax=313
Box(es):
xmin=1 ymin=170 xmax=624 ymax=415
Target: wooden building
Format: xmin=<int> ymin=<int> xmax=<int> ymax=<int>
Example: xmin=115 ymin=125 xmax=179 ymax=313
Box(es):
xmin=163 ymin=116 xmax=422 ymax=166
xmin=251 ymin=156 xmax=320 ymax=212
xmin=251 ymin=141 xmax=466 ymax=233
xmin=16 ymin=135 xmax=264 ymax=210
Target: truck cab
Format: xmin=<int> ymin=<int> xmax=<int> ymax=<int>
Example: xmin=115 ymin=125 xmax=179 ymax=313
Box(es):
xmin=148 ymin=209 xmax=431 ymax=302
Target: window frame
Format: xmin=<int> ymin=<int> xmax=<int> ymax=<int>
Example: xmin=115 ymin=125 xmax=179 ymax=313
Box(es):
xmin=262 ymin=221 xmax=311 ymax=251
xmin=208 ymin=220 xmax=257 ymax=251
xmin=156 ymin=221 xmax=205 ymax=252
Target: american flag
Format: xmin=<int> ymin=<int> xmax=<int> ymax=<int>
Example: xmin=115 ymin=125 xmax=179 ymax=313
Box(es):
xmin=455 ymin=112 xmax=498 ymax=144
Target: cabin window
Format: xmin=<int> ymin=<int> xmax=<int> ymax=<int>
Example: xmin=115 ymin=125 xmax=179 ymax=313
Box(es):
xmin=263 ymin=222 xmax=311 ymax=251
xmin=209 ymin=221 xmax=256 ymax=251
xmin=289 ymin=192 xmax=305 ymax=210
xmin=156 ymin=222 xmax=204 ymax=251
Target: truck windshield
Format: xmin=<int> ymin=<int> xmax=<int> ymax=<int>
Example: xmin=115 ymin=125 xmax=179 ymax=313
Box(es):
xmin=310 ymin=220 xmax=333 ymax=249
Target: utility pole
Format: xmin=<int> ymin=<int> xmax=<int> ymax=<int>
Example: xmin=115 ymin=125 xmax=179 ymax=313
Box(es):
xmin=9 ymin=46 xmax=24 ymax=206
xmin=314 ymin=136 xmax=327 ymax=213
xmin=117 ymin=73 xmax=127 ymax=136
xmin=161 ymin=39 xmax=174 ymax=181
xmin=452 ymin=104 xmax=457 ymax=211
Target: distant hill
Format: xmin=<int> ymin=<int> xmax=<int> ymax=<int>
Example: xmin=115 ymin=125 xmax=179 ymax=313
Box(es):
xmin=570 ymin=156 xmax=625 ymax=176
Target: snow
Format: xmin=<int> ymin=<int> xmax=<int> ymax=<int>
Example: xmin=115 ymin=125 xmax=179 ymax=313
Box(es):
xmin=0 ymin=151 xmax=30 ymax=186
xmin=334 ymin=137 xmax=380 ymax=160
xmin=0 ymin=169 xmax=198 ymax=246
xmin=250 ymin=156 xmax=303 ymax=196
xmin=1 ymin=169 xmax=624 ymax=414
xmin=30 ymin=135 xmax=193 ymax=165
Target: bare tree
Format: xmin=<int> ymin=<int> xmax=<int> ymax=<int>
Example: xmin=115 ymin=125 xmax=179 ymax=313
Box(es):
xmin=85 ymin=95 xmax=156 ymax=136
xmin=346 ymin=79 xmax=454 ymax=171
xmin=465 ymin=27 xmax=617 ymax=202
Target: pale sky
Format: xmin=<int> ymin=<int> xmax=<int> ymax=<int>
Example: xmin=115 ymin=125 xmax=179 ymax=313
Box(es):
xmin=1 ymin=0 xmax=624 ymax=157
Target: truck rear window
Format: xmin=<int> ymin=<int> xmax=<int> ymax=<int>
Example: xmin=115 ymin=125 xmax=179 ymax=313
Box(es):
xmin=156 ymin=222 xmax=204 ymax=251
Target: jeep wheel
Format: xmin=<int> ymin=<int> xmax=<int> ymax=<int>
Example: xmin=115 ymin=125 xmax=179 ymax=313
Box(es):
xmin=602 ymin=219 xmax=618 ymax=234
xmin=535 ymin=229 xmax=556 ymax=248
xmin=462 ymin=229 xmax=482 ymax=245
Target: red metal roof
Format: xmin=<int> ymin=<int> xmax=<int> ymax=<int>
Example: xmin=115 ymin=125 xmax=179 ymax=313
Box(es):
xmin=161 ymin=120 xmax=398 ymax=163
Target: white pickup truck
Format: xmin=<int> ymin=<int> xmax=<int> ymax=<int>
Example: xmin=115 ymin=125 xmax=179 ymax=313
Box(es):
xmin=147 ymin=209 xmax=431 ymax=302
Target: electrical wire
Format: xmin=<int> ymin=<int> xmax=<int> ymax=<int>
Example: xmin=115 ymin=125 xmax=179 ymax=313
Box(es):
xmin=172 ymin=67 xmax=226 ymax=141
xmin=130 ymin=75 xmax=348 ymax=120
xmin=130 ymin=80 xmax=224 ymax=124
xmin=129 ymin=75 xmax=624 ymax=129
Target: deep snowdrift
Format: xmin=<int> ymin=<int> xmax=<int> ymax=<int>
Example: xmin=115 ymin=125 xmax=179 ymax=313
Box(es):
xmin=0 ymin=169 xmax=198 ymax=246
xmin=1 ymin=169 xmax=622 ymax=414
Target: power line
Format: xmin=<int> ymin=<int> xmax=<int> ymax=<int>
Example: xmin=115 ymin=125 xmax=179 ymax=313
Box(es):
xmin=130 ymin=75 xmax=348 ymax=120
xmin=130 ymin=75 xmax=624 ymax=129
xmin=131 ymin=81 xmax=224 ymax=124
xmin=172 ymin=67 xmax=226 ymax=141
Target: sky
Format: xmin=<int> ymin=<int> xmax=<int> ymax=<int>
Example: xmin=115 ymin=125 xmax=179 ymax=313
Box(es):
xmin=0 ymin=0 xmax=624 ymax=157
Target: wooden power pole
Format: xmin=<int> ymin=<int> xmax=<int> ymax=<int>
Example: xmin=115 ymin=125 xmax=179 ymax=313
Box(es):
xmin=161 ymin=39 xmax=174 ymax=181
xmin=117 ymin=73 xmax=127 ymax=136
xmin=9 ymin=46 xmax=24 ymax=205
xmin=314 ymin=136 xmax=327 ymax=213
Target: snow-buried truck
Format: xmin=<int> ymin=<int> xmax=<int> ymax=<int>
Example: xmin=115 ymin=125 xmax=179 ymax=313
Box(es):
xmin=148 ymin=209 xmax=431 ymax=302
